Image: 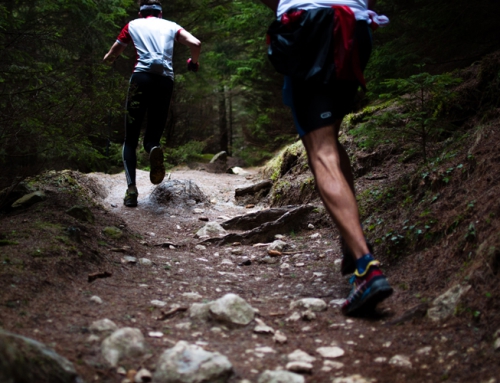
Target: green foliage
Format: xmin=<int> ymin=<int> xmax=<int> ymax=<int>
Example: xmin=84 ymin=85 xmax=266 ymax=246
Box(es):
xmin=0 ymin=0 xmax=133 ymax=190
xmin=164 ymin=140 xmax=207 ymax=167
xmin=351 ymin=68 xmax=462 ymax=161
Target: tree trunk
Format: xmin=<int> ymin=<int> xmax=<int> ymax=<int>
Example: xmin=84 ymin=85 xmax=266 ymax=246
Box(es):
xmin=218 ymin=84 xmax=228 ymax=153
xmin=228 ymin=89 xmax=233 ymax=156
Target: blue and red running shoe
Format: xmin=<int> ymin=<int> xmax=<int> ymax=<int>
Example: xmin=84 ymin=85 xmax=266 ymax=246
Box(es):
xmin=342 ymin=259 xmax=393 ymax=316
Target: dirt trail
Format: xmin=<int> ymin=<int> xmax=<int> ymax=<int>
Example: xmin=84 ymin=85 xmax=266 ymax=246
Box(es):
xmin=81 ymin=168 xmax=490 ymax=383
xmin=1 ymin=166 xmax=496 ymax=383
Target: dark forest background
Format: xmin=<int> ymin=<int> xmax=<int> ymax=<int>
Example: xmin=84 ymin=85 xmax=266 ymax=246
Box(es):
xmin=1 ymin=0 xmax=499 ymax=192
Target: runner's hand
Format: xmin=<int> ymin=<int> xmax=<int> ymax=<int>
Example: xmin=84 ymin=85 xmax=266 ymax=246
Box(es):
xmin=187 ymin=58 xmax=199 ymax=72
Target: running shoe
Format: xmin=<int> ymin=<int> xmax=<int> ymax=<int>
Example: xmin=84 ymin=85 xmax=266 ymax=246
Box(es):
xmin=123 ymin=186 xmax=138 ymax=207
xmin=149 ymin=146 xmax=165 ymax=185
xmin=340 ymin=237 xmax=374 ymax=276
xmin=342 ymin=259 xmax=393 ymax=316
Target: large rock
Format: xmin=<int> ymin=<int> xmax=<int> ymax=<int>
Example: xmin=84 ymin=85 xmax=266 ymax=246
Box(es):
xmin=209 ymin=293 xmax=255 ymax=326
xmin=257 ymin=370 xmax=305 ymax=383
xmin=101 ymin=327 xmax=145 ymax=367
xmin=65 ymin=205 xmax=95 ymax=223
xmin=0 ymin=329 xmax=83 ymax=383
xmin=11 ymin=191 xmax=46 ymax=209
xmin=153 ymin=340 xmax=233 ymax=383
xmin=196 ymin=222 xmax=227 ymax=238
xmin=290 ymin=298 xmax=327 ymax=312
xmin=89 ymin=319 xmax=118 ymax=333
xmin=427 ymin=284 xmax=471 ymax=321
xmin=149 ymin=180 xmax=208 ymax=209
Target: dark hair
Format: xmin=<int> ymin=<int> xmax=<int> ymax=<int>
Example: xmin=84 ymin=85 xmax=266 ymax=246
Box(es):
xmin=139 ymin=0 xmax=162 ymax=17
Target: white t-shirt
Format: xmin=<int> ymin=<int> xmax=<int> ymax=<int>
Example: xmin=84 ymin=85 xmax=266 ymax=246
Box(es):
xmin=117 ymin=17 xmax=183 ymax=78
xmin=277 ymin=0 xmax=370 ymax=20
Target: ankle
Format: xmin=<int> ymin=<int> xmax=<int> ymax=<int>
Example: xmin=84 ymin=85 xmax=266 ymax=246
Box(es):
xmin=355 ymin=253 xmax=376 ymax=275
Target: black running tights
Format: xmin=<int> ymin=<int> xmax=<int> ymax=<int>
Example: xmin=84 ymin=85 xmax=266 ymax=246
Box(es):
xmin=122 ymin=72 xmax=173 ymax=186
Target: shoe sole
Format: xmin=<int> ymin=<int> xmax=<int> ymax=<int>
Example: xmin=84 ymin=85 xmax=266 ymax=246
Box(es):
xmin=343 ymin=278 xmax=393 ymax=316
xmin=124 ymin=200 xmax=137 ymax=207
xmin=149 ymin=147 xmax=165 ymax=185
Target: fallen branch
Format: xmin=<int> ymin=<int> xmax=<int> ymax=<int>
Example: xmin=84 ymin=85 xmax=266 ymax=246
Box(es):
xmin=88 ymin=271 xmax=112 ymax=283
xmin=157 ymin=306 xmax=188 ymax=321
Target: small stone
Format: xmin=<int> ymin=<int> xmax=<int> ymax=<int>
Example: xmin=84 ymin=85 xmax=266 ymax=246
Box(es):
xmin=273 ymin=330 xmax=287 ymax=344
xmin=193 ymin=208 xmax=204 ymax=214
xmin=322 ymin=360 xmax=344 ymax=370
xmin=254 ymin=318 xmax=275 ymax=334
xmin=220 ymin=259 xmax=233 ymax=266
xmin=286 ymin=361 xmax=313 ymax=373
xmin=389 ymin=355 xmax=412 ymax=368
xmin=267 ymin=240 xmax=288 ymax=252
xmin=288 ymin=349 xmax=316 ymax=363
xmin=493 ymin=338 xmax=500 ymax=351
xmin=329 ymin=299 xmax=346 ymax=307
xmin=139 ymin=258 xmax=152 ymax=266
xmin=332 ymin=375 xmax=374 ymax=383
xmin=175 ymin=322 xmax=191 ymax=330
xmin=286 ymin=312 xmax=301 ymax=322
xmin=90 ymin=296 xmax=103 ymax=304
xmin=122 ymin=257 xmax=139 ymax=266
xmin=280 ymin=263 xmax=291 ymax=270
xmin=307 ymin=224 xmax=315 ymax=230
xmin=255 ymin=346 xmax=276 ymax=354
xmin=290 ymin=298 xmax=327 ymax=312
xmin=261 ymin=256 xmax=279 ymax=264
xmin=134 ymin=368 xmax=152 ymax=383
xmin=101 ymin=328 xmax=145 ymax=367
xmin=195 ymin=245 xmax=207 ymax=251
xmin=182 ymin=292 xmax=203 ymax=300
xmin=87 ymin=334 xmax=100 ymax=343
xmin=90 ymin=319 xmax=118 ymax=333
xmin=117 ymin=367 xmax=127 ymax=375
xmin=416 ymin=346 xmax=432 ymax=355
xmin=232 ymin=248 xmax=243 ymax=255
xmin=148 ymin=331 xmax=163 ymax=338
xmin=316 ymin=346 xmax=345 ymax=359
xmin=150 ymin=300 xmax=167 ymax=307
xmin=309 ymin=233 xmax=321 ymax=239
xmin=258 ymin=370 xmax=305 ymax=383
xmin=295 ymin=262 xmax=305 ymax=267
xmin=374 ymin=357 xmax=387 ymax=363
xmin=302 ymin=310 xmax=316 ymax=321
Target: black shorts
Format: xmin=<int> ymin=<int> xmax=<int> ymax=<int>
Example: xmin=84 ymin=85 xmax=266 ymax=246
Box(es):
xmin=283 ymin=20 xmax=372 ymax=137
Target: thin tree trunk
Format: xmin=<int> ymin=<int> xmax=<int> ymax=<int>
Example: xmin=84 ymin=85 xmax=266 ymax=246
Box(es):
xmin=218 ymin=84 xmax=228 ymax=153
xmin=228 ymin=89 xmax=233 ymax=156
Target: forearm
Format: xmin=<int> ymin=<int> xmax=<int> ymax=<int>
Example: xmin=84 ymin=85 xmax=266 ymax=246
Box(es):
xmin=103 ymin=42 xmax=126 ymax=64
xmin=178 ymin=30 xmax=201 ymax=63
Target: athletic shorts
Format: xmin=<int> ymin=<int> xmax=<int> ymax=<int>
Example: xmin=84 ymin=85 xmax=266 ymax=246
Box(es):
xmin=283 ymin=20 xmax=372 ymax=137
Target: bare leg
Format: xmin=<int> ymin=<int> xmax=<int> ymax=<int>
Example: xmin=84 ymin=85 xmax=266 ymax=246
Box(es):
xmin=301 ymin=123 xmax=368 ymax=260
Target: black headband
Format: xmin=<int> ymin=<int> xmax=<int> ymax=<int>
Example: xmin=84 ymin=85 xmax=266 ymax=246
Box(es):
xmin=140 ymin=4 xmax=162 ymax=11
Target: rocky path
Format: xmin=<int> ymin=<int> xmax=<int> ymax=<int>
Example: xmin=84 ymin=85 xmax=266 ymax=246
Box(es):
xmin=1 ymin=167 xmax=497 ymax=383
xmin=72 ymin=167 xmax=495 ymax=383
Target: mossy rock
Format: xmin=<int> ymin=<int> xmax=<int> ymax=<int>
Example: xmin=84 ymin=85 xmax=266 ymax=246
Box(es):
xmin=66 ymin=205 xmax=95 ymax=224
xmin=0 ymin=329 xmax=83 ymax=383
xmin=11 ymin=191 xmax=46 ymax=209
xmin=102 ymin=226 xmax=123 ymax=239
